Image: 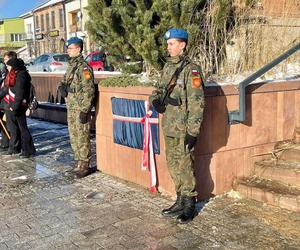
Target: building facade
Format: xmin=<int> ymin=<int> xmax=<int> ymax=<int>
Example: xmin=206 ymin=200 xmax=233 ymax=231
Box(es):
xmin=64 ymin=0 xmax=90 ymax=55
xmin=33 ymin=0 xmax=67 ymax=56
xmin=19 ymin=11 xmax=35 ymax=61
xmin=0 ymin=18 xmax=26 ymax=56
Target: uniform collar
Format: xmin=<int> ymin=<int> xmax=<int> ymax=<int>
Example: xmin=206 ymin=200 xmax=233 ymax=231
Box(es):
xmin=166 ymin=53 xmax=187 ymax=64
xmin=69 ymin=55 xmax=83 ymax=64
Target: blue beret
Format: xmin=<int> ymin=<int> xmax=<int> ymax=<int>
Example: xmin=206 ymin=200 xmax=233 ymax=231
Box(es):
xmin=66 ymin=37 xmax=83 ymax=47
xmin=164 ymin=28 xmax=188 ymax=41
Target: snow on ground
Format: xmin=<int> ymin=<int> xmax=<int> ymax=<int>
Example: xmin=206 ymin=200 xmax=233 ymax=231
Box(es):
xmin=0 ymin=118 xmax=96 ymax=168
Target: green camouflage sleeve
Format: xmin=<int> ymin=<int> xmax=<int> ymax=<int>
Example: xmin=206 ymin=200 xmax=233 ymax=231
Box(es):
xmin=186 ymin=65 xmax=205 ymax=137
xmin=60 ymin=65 xmax=72 ymax=87
xmin=78 ymin=64 xmax=95 ymax=113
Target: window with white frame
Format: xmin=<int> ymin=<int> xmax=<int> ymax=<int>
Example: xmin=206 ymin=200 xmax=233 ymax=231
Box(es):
xmin=10 ymin=34 xmax=24 ymax=42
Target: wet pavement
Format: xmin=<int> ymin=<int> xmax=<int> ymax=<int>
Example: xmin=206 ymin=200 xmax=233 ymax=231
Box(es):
xmin=0 ymin=118 xmax=299 ymax=250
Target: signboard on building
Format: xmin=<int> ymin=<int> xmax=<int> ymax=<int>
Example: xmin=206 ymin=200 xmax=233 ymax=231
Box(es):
xmin=48 ymin=30 xmax=59 ymax=37
xmin=35 ymin=34 xmax=43 ymax=40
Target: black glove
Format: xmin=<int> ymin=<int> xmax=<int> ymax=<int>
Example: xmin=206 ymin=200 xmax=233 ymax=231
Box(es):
xmin=58 ymin=85 xmax=68 ymax=98
xmin=184 ymin=133 xmax=197 ymax=151
xmin=79 ymin=111 xmax=89 ymax=124
xmin=152 ymin=99 xmax=166 ymax=113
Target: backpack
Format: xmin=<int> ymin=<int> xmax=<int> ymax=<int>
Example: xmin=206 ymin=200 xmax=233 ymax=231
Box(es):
xmin=28 ymin=83 xmax=39 ymax=111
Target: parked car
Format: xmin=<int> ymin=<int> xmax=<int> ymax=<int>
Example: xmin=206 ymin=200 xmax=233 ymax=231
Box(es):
xmin=27 ymin=53 xmax=69 ymax=72
xmin=85 ymin=51 xmax=114 ymax=71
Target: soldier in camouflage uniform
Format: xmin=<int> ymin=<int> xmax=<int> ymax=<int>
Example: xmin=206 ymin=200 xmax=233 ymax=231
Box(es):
xmin=58 ymin=37 xmax=95 ymax=178
xmin=150 ymin=28 xmax=205 ymax=224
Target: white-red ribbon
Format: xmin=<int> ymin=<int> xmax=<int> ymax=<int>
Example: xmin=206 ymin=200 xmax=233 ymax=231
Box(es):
xmin=8 ymin=88 xmax=27 ymax=104
xmin=112 ymin=100 xmax=158 ymax=192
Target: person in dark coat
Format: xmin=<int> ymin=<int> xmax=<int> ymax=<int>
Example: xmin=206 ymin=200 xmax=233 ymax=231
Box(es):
xmin=5 ymin=58 xmax=35 ymax=158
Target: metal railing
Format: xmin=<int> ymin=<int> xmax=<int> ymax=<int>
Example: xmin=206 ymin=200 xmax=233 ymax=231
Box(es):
xmin=228 ymin=42 xmax=300 ymax=124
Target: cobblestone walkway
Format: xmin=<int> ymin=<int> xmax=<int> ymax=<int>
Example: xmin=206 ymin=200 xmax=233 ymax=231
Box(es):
xmin=0 ymin=119 xmax=299 ymax=250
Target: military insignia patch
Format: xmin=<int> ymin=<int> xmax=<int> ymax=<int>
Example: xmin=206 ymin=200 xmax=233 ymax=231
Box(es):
xmin=192 ymin=77 xmax=202 ymax=88
xmin=165 ymin=31 xmax=171 ymax=39
xmin=83 ymin=67 xmax=91 ymax=80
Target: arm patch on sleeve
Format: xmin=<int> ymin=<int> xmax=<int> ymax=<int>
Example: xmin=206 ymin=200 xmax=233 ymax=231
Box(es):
xmin=83 ymin=67 xmax=91 ymax=80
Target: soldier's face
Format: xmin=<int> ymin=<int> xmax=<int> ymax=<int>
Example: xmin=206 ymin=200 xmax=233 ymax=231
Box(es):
xmin=167 ymin=39 xmax=186 ymax=57
xmin=67 ymin=44 xmax=81 ymax=57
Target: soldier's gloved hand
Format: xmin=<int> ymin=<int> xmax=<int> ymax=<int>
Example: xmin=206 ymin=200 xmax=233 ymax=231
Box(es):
xmin=152 ymin=99 xmax=166 ymax=113
xmin=184 ymin=133 xmax=197 ymax=151
xmin=58 ymin=85 xmax=68 ymax=98
xmin=79 ymin=111 xmax=89 ymax=124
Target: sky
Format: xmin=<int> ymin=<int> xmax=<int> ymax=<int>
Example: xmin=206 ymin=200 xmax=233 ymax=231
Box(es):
xmin=0 ymin=0 xmax=46 ymax=18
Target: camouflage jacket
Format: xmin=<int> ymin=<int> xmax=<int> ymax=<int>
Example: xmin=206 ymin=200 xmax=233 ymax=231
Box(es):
xmin=150 ymin=55 xmax=205 ymax=138
xmin=63 ymin=55 xmax=95 ymax=112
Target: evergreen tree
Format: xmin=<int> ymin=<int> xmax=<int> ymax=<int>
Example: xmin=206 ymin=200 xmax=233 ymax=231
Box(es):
xmin=86 ymin=0 xmax=203 ymax=74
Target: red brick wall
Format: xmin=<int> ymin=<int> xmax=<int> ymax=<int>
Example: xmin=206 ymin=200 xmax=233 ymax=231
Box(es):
xmin=96 ymin=81 xmax=300 ymax=199
xmin=30 ymin=73 xmax=300 ymax=199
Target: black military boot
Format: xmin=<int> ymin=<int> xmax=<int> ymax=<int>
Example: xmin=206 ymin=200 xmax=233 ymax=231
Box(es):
xmin=162 ymin=192 xmax=184 ymax=217
xmin=176 ymin=196 xmax=196 ymax=224
xmin=71 ymin=161 xmax=81 ymax=173
xmin=75 ymin=161 xmax=93 ymax=178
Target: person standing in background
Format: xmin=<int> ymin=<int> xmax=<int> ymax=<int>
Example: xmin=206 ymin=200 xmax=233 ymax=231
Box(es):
xmin=0 ymin=58 xmax=9 ymax=152
xmin=4 ymin=57 xmax=35 ymax=158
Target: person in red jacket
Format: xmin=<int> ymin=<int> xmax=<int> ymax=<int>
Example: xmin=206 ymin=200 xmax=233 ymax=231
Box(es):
xmin=5 ymin=58 xmax=35 ymax=158
xmin=0 ymin=51 xmax=22 ymax=154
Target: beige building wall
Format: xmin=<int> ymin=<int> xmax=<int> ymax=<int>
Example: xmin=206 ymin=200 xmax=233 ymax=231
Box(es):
xmin=34 ymin=2 xmax=67 ymax=56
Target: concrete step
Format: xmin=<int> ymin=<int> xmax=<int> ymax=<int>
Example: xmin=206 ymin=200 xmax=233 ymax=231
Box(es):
xmin=254 ymin=160 xmax=300 ymax=187
xmin=273 ymin=141 xmax=300 ymax=163
xmin=279 ymin=147 xmax=300 ymax=163
xmin=233 ymin=176 xmax=300 ymax=212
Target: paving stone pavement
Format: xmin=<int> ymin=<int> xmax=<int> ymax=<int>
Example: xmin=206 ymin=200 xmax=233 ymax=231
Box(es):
xmin=0 ymin=118 xmax=299 ymax=250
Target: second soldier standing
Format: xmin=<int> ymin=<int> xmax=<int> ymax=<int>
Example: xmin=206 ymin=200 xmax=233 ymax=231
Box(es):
xmin=59 ymin=37 xmax=95 ymax=178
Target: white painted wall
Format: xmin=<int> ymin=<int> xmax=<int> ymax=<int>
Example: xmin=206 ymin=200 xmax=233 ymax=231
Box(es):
xmin=20 ymin=14 xmax=36 ymax=61
xmin=24 ymin=15 xmax=34 ymax=40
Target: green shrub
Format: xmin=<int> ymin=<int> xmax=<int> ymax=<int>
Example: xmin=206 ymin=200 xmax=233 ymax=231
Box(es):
xmin=100 ymin=74 xmax=153 ymax=87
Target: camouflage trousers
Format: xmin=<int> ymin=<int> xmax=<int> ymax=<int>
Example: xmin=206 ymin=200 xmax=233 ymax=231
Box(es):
xmin=164 ymin=136 xmax=197 ymax=197
xmin=67 ymin=109 xmax=91 ymax=162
